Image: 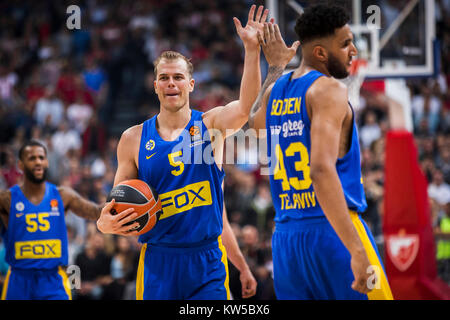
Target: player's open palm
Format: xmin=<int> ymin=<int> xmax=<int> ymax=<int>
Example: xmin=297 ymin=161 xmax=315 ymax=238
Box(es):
xmin=233 ymin=4 xmax=272 ymax=50
xmin=258 ymin=22 xmax=300 ymax=68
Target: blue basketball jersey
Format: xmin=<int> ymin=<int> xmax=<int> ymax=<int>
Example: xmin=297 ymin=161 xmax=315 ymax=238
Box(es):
xmin=266 ymin=70 xmax=367 ymax=223
xmin=137 ymin=109 xmax=225 ymax=246
xmin=2 ymin=182 xmax=68 ymax=269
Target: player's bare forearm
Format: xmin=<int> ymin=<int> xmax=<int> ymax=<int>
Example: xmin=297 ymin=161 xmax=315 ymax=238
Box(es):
xmin=113 ymin=125 xmax=140 ymax=186
xmin=238 ymin=48 xmax=261 ymax=116
xmin=222 ymin=215 xmax=250 ymax=273
xmin=249 ymin=22 xmax=299 ymax=131
xmin=209 ymin=49 xmax=261 ymax=135
xmin=248 ymin=65 xmax=284 ymax=129
xmin=311 ymin=169 xmax=372 ymax=294
xmin=60 ymin=187 xmax=101 ymax=220
xmin=222 ymin=207 xmax=257 ymax=298
xmin=0 ymin=190 xmax=11 ymax=228
xmin=310 ymin=166 xmax=365 ymax=255
xmin=71 ymin=198 xmax=102 ymax=220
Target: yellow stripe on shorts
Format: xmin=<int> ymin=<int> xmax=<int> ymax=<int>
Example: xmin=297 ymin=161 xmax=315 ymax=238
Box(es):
xmin=1 ymin=268 xmax=11 ymax=300
xmin=58 ymin=266 xmax=72 ymax=300
xmin=218 ymin=235 xmax=231 ymax=300
xmin=350 ymin=211 xmax=394 ymax=300
xmin=136 ymin=243 xmax=147 ymax=300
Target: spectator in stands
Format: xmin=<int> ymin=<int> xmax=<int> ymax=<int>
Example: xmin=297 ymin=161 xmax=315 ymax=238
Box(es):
xmin=51 ymin=120 xmax=82 ymax=157
xmin=104 ymin=237 xmax=140 ymax=300
xmin=428 ymin=169 xmax=450 ymax=209
xmin=67 ymin=91 xmax=94 ymax=134
xmin=74 ymin=230 xmax=113 ymax=300
xmin=435 ymin=202 xmax=450 ymax=284
xmin=0 ymin=57 xmax=18 ymax=108
xmin=34 ymin=85 xmax=64 ymax=130
xmin=81 ymin=114 xmax=107 ymax=158
xmin=411 ymin=84 xmax=442 ymax=134
xmin=360 ymin=110 xmax=382 ymax=149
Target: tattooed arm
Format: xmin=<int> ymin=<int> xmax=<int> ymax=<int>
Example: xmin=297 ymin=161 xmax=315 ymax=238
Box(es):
xmin=248 ymin=22 xmax=299 ymax=136
xmin=0 ymin=190 xmax=10 ymax=230
xmin=59 ymin=186 xmax=102 ymax=220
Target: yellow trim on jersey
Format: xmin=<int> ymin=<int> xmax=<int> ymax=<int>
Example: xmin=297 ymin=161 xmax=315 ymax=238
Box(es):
xmin=58 ymin=266 xmax=72 ymax=300
xmin=1 ymin=268 xmax=11 ymax=300
xmin=218 ymin=235 xmax=231 ymax=300
xmin=350 ymin=211 xmax=394 ymax=300
xmin=136 ymin=243 xmax=147 ymax=300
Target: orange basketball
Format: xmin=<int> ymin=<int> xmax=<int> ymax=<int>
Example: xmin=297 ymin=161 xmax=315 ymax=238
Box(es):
xmin=106 ymin=179 xmax=162 ymax=235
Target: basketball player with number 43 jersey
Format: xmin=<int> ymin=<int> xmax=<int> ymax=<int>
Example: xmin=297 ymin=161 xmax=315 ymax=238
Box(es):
xmin=97 ymin=5 xmax=282 ymax=300
xmin=249 ymin=5 xmax=393 ymax=299
xmin=0 ymin=140 xmax=102 ymax=300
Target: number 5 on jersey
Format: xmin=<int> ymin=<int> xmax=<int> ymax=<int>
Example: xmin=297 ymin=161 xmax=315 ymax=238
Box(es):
xmin=274 ymin=142 xmax=312 ymax=191
xmin=168 ymin=150 xmax=184 ymax=176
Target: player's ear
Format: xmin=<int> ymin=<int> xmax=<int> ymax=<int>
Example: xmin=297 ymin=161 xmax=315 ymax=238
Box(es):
xmin=313 ymin=45 xmax=328 ymax=63
xmin=18 ymin=159 xmax=24 ymax=172
xmin=189 ymin=78 xmax=195 ymax=92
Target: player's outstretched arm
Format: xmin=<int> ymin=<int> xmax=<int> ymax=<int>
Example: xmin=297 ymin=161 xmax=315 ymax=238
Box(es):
xmin=248 ymin=23 xmax=300 ymax=136
xmin=204 ymin=5 xmax=267 ymax=137
xmin=221 ymin=205 xmax=257 ymax=298
xmin=0 ymin=190 xmax=10 ymax=230
xmin=59 ymin=186 xmax=101 ymax=220
xmin=97 ymin=125 xmax=141 ymax=235
xmin=308 ymin=78 xmax=372 ymax=295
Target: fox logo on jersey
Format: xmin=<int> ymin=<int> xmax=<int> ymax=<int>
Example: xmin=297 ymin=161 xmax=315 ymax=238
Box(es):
xmin=15 ymin=239 xmax=62 ymax=259
xmin=159 ymin=181 xmax=213 ymax=219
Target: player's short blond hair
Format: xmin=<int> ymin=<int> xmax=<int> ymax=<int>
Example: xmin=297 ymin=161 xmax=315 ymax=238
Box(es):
xmin=153 ymin=51 xmax=194 ymax=78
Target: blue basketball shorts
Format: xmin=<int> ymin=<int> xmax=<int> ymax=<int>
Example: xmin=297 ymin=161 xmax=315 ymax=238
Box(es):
xmin=272 ymin=212 xmax=393 ymax=300
xmin=1 ymin=267 xmax=72 ymax=300
xmin=136 ymin=236 xmax=230 ymax=300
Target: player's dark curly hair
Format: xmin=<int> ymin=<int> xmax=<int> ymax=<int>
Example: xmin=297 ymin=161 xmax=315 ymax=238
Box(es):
xmin=19 ymin=140 xmax=47 ymax=160
xmin=294 ymin=4 xmax=350 ymax=44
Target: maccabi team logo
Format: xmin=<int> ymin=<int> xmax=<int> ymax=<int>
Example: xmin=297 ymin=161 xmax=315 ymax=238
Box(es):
xmin=15 ymin=202 xmax=25 ymax=212
xmin=146 ymin=139 xmax=155 ymax=151
xmin=386 ymin=230 xmax=419 ymax=272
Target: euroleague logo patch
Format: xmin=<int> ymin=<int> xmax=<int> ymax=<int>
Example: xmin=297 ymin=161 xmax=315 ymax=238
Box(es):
xmin=189 ymin=125 xmax=200 ymax=136
xmin=50 ymin=199 xmax=60 ymax=214
xmin=189 ymin=125 xmax=202 ymax=146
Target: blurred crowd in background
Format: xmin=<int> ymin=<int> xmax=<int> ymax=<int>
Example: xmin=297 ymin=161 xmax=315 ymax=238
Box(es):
xmin=0 ymin=0 xmax=448 ymax=299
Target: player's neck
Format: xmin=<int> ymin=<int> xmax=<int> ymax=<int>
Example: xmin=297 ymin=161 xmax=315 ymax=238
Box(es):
xmin=156 ymin=105 xmax=192 ymax=139
xmin=20 ymin=180 xmax=46 ymax=204
xmin=293 ymin=59 xmax=331 ymax=79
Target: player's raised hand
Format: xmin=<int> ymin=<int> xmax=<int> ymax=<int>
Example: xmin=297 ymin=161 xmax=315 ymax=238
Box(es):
xmin=233 ymin=4 xmax=273 ymax=50
xmin=258 ymin=22 xmax=300 ymax=68
xmin=97 ymin=199 xmax=140 ymax=236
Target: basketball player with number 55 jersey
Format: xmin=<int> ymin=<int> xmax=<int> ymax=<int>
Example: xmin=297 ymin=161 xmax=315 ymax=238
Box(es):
xmin=0 ymin=140 xmax=102 ymax=300
xmin=249 ymin=5 xmax=393 ymax=299
xmin=97 ymin=5 xmax=283 ymax=300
